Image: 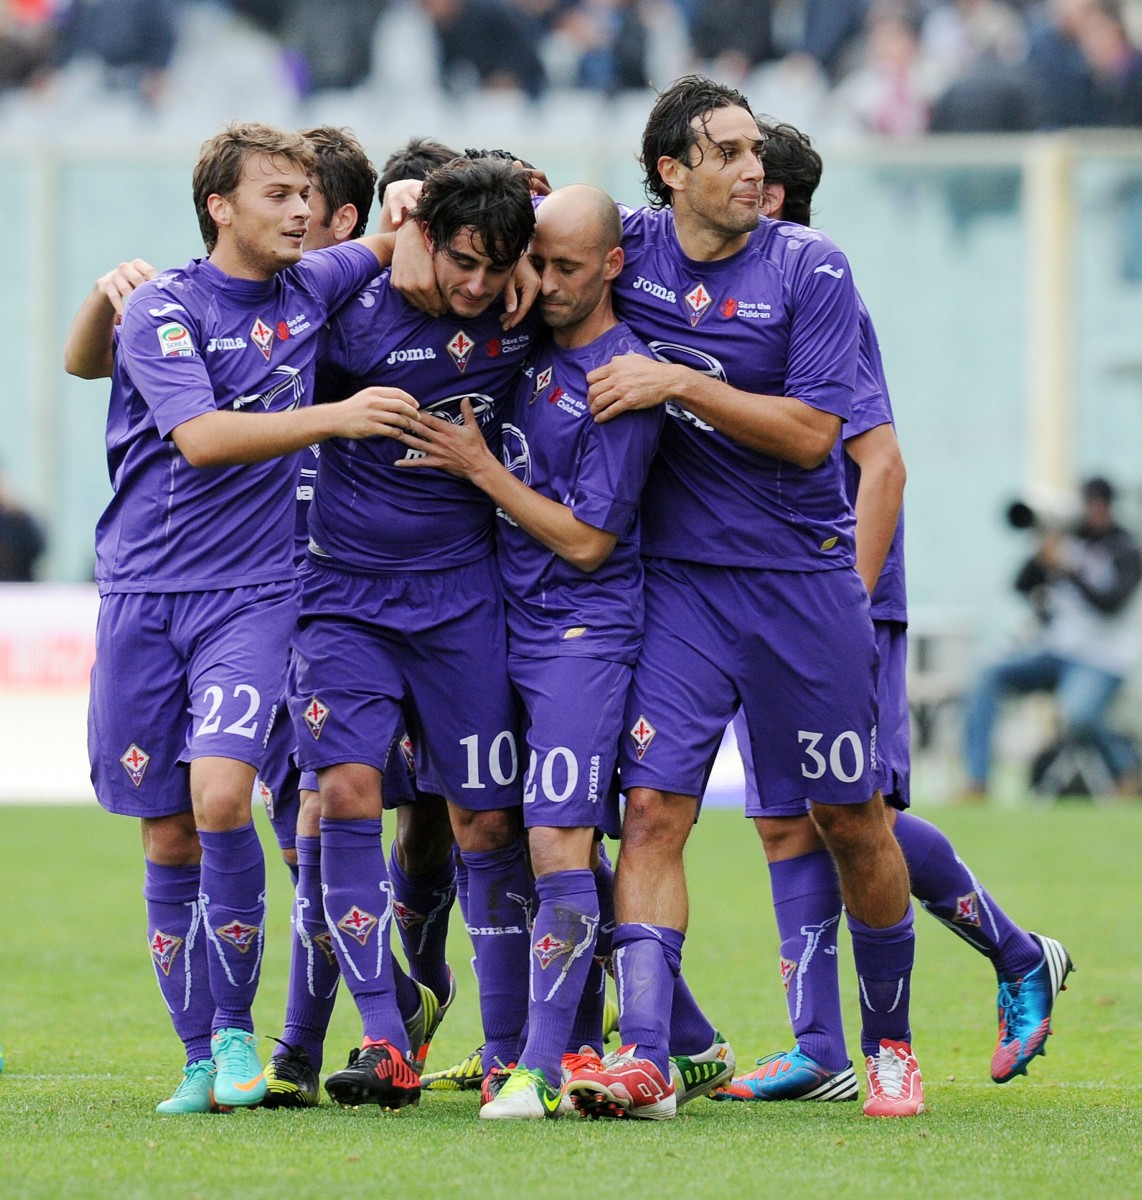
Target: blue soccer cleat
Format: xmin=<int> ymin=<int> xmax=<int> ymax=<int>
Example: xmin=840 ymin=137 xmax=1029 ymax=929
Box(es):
xmin=156 ymin=1059 xmax=218 ymax=1114
xmin=710 ymin=1045 xmax=858 ymax=1102
xmin=211 ymin=1027 xmax=266 ymax=1108
xmin=991 ymin=932 xmax=1074 ymax=1083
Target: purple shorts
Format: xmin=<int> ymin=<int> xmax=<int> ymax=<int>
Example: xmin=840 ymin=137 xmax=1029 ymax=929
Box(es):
xmin=380 ymin=729 xmax=445 ymax=807
xmin=89 ymin=582 xmax=298 ymax=818
xmin=257 ymin=699 xmax=301 ymax=852
xmin=510 ymin=653 xmax=626 ymax=838
xmin=737 ymin=618 xmax=909 ymax=816
xmin=620 ymin=560 xmax=884 ymax=811
xmin=291 ymin=557 xmax=521 ymax=812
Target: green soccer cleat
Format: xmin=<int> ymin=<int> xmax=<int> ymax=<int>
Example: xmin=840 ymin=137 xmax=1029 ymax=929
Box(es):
xmin=404 ymin=970 xmax=456 ymax=1076
xmin=603 ymin=993 xmax=620 ymax=1043
xmin=156 ymin=1059 xmax=219 ymax=1114
xmin=421 ymin=1043 xmax=485 ymax=1091
xmin=262 ymin=1043 xmax=320 ymax=1109
xmin=211 ymin=1027 xmax=266 ymax=1108
xmin=479 ymin=1065 xmax=571 ymax=1120
xmin=669 ymin=1032 xmax=736 ymax=1105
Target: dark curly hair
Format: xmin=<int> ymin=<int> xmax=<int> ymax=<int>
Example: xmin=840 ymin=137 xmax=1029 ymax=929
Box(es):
xmin=756 ymin=119 xmax=822 ymax=227
xmin=377 ymin=136 xmax=460 ymax=201
xmin=411 ymin=157 xmax=535 ymax=271
xmin=640 ymin=74 xmax=756 ymax=209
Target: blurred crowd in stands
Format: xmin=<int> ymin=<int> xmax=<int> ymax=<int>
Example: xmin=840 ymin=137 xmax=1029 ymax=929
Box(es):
xmin=1 ymin=0 xmax=1141 ymax=134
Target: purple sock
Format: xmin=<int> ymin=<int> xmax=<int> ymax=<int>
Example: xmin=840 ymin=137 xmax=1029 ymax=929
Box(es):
xmin=387 ymin=845 xmax=456 ymax=1004
xmin=894 ymin=812 xmax=1041 ymax=977
xmin=669 ymin=973 xmax=716 ymax=1057
xmin=566 ymin=853 xmax=615 ymax=1054
xmin=279 ymin=835 xmax=338 ymax=1069
xmin=462 ymin=840 xmax=533 ymax=1073
xmin=319 ymin=818 xmax=407 ymax=1053
xmin=768 ymin=850 xmax=848 ymax=1072
xmin=520 ymin=869 xmax=599 ymax=1083
xmin=143 ymin=861 xmax=213 ymax=1064
xmin=848 ymin=906 xmax=914 ymax=1059
xmin=454 ymin=844 xmax=470 ymax=927
xmin=198 ymin=823 xmax=265 ymax=1033
xmin=612 ymin=923 xmax=676 ymax=1077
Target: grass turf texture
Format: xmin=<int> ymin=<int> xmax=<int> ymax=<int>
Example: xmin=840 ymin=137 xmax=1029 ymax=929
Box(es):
xmin=1 ymin=803 xmax=1138 ymax=1200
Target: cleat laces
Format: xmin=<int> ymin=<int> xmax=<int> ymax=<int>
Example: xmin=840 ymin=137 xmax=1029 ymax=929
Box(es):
xmin=873 ymin=1045 xmax=906 ymax=1098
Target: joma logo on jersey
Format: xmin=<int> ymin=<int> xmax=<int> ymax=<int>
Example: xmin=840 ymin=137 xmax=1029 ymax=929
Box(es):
xmin=157 ymin=322 xmax=194 ymax=357
xmin=250 ymin=317 xmax=275 ymax=361
xmin=447 ymin=330 xmax=476 ymax=371
xmin=120 ymin=743 xmax=151 ymax=786
xmin=633 ymin=275 xmax=677 ymax=302
xmin=685 ymin=283 xmax=713 ymax=326
xmin=206 ymin=336 xmax=247 ymax=352
xmin=387 ymin=347 xmax=437 ymax=365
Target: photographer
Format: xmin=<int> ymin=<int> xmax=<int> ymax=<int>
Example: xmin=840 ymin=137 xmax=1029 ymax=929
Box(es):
xmin=963 ymin=477 xmax=1142 ymax=797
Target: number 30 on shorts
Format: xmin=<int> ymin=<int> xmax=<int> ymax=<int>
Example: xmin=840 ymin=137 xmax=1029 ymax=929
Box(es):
xmin=797 ymin=729 xmax=868 ymax=783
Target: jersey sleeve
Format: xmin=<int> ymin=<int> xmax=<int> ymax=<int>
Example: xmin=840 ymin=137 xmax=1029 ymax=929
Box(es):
xmin=783 ymin=236 xmax=859 ymax=421
xmin=296 ymin=241 xmax=385 ymax=316
xmin=117 ymin=285 xmax=219 ymax=438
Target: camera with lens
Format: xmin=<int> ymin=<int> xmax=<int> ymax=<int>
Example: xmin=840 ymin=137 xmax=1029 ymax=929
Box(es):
xmin=1005 ymin=485 xmax=1079 ymax=534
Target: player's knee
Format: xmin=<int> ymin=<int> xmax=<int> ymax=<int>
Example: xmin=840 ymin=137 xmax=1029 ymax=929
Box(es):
xmin=319 ymin=764 xmax=381 ymax=820
xmin=140 ymin=812 xmax=200 ymax=866
xmin=754 ymin=814 xmax=822 ymax=861
xmin=809 ymin=796 xmax=885 ymax=854
xmin=451 ymin=805 xmax=522 ymax=853
xmin=395 ymin=797 xmax=455 ymax=872
xmin=621 ymin=788 xmax=693 ymax=857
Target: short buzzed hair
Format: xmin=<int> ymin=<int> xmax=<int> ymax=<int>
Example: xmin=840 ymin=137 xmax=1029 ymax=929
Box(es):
xmin=192 ymin=121 xmax=316 ymax=251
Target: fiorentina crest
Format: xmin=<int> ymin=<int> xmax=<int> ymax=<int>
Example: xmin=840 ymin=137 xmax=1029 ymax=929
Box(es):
xmin=533 ymin=931 xmax=573 ymax=969
xmin=954 ymin=891 xmax=982 ymax=927
xmin=629 ymin=716 xmax=656 ymax=760
xmin=120 ymin=743 xmax=151 ymax=787
xmin=149 ymin=929 xmax=184 ymax=977
xmin=215 ymin=920 xmax=260 ymax=954
xmin=337 ymin=905 xmax=379 ymax=946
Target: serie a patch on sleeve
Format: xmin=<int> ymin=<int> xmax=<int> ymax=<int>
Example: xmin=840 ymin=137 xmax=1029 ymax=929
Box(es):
xmin=156 ymin=322 xmax=195 ymax=357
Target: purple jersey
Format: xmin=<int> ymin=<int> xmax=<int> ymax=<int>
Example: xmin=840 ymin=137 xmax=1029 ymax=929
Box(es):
xmin=497 ymin=324 xmax=663 ymax=663
xmin=844 ymin=296 xmax=907 ymax=623
xmin=310 ymin=272 xmax=539 ymax=572
xmin=96 ymin=242 xmax=380 ymax=594
xmin=612 ymin=208 xmax=858 ymax=571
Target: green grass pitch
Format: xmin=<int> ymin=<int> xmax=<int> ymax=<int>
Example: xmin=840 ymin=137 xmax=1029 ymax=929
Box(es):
xmin=1 ymin=802 xmax=1138 ymax=1200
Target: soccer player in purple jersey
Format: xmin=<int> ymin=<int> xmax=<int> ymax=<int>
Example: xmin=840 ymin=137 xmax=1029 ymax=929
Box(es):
xmin=259 ymin=131 xmax=466 ymax=1109
xmin=289 ymin=156 xmax=541 ymax=1111
xmin=76 ymin=122 xmax=415 ymax=1115
xmin=394 ymin=184 xmax=669 ymax=1119
xmin=712 ymin=121 xmax=1073 ymax=1105
xmin=560 ymin=75 xmax=924 ymax=1119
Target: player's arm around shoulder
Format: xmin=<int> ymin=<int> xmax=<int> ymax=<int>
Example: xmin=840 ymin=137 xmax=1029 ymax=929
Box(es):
xmin=63 ymin=258 xmax=157 ymax=379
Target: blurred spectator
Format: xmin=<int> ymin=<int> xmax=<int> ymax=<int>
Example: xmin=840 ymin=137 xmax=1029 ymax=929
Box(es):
xmin=1074 ymin=0 xmax=1142 ymax=124
xmin=962 ymin=477 xmax=1142 ymax=798
xmin=0 ymin=469 xmax=45 ymax=581
xmin=929 ymin=49 xmax=1036 ymax=128
xmin=552 ymin=0 xmax=647 ymax=92
xmin=833 ymin=3 xmax=937 ymax=135
xmin=688 ymin=0 xmax=776 ymax=82
xmin=279 ymin=0 xmax=386 ymax=96
xmin=802 ymin=0 xmax=871 ymax=79
xmin=921 ymin=0 xmax=1028 ymax=87
xmin=0 ymin=0 xmax=55 ymax=91
xmin=53 ymin=0 xmax=178 ymax=106
xmin=421 ymin=0 xmax=547 ymax=97
xmin=1025 ymin=0 xmax=1102 ymax=127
